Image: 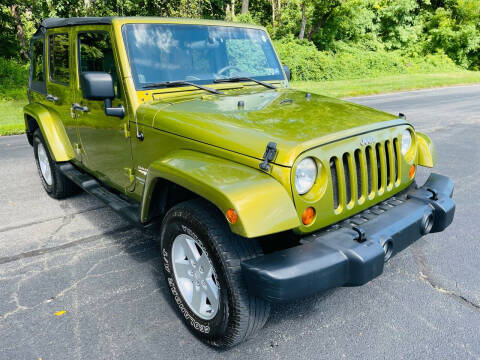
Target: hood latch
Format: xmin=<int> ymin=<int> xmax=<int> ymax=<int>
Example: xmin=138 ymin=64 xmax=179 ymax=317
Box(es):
xmin=259 ymin=142 xmax=277 ymax=171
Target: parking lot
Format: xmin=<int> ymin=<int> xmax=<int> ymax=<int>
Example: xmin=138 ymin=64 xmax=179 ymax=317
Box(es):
xmin=1 ymin=85 xmax=479 ymax=359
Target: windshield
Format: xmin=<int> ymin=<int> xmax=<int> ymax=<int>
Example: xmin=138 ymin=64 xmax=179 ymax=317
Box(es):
xmin=122 ymin=23 xmax=284 ymax=88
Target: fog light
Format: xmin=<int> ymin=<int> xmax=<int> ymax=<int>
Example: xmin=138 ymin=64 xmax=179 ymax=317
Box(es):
xmin=226 ymin=208 xmax=238 ymax=224
xmin=302 ymin=207 xmax=316 ymax=225
xmin=409 ymin=164 xmax=416 ymax=179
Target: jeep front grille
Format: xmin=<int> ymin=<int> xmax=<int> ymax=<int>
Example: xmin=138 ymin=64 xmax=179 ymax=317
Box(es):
xmin=330 ymin=138 xmax=401 ymax=212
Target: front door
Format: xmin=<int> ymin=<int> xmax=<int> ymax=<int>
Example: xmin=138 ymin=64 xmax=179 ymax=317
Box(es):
xmin=73 ymin=28 xmax=133 ymax=190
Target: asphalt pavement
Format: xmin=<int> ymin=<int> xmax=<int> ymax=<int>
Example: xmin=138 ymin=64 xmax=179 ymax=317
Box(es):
xmin=0 ymin=84 xmax=479 ymax=359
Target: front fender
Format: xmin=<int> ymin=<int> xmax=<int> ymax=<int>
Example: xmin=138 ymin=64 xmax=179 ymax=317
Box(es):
xmin=416 ymin=132 xmax=436 ymax=168
xmin=141 ymin=150 xmax=300 ymax=238
xmin=24 ymin=103 xmax=75 ymax=162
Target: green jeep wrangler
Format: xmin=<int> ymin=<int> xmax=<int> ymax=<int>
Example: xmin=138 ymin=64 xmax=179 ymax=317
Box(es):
xmin=25 ymin=17 xmax=455 ymax=347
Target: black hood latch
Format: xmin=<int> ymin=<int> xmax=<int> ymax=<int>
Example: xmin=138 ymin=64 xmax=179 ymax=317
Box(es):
xmin=259 ymin=142 xmax=277 ymax=171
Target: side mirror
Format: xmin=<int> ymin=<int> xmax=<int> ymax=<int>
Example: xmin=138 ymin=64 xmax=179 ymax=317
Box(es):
xmin=283 ymin=65 xmax=291 ymax=81
xmin=79 ymin=72 xmax=124 ymax=118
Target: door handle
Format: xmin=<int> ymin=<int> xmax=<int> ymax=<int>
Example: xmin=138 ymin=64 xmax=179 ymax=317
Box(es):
xmin=71 ymin=103 xmax=89 ymax=112
xmin=45 ymin=94 xmax=59 ymax=102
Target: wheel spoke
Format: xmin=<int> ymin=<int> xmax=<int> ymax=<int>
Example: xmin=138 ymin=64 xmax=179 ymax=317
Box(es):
xmin=198 ymin=254 xmax=211 ymax=277
xmin=173 ymin=261 xmax=191 ymax=279
xmin=191 ymin=286 xmax=204 ymax=313
xmin=180 ymin=235 xmax=201 ymax=262
xmin=204 ymin=278 xmax=219 ymax=311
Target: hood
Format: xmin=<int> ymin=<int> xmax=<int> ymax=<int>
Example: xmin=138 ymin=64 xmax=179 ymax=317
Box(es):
xmin=138 ymin=88 xmax=402 ymax=166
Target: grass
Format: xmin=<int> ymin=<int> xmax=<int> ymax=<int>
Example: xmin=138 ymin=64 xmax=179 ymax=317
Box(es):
xmin=1 ymin=71 xmax=480 ymax=135
xmin=292 ymin=71 xmax=480 ymax=98
xmin=0 ymin=99 xmax=27 ymax=135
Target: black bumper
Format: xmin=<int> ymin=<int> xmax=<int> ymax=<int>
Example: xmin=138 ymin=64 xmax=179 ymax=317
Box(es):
xmin=242 ymin=173 xmax=455 ymax=303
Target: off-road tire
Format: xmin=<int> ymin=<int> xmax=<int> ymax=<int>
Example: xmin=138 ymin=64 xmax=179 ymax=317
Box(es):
xmin=160 ymin=199 xmax=270 ymax=348
xmin=33 ymin=128 xmax=78 ymax=199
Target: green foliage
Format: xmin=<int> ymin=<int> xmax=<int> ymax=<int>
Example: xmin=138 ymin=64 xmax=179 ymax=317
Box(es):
xmin=0 ymin=58 xmax=28 ymax=101
xmin=274 ymin=36 xmax=461 ymax=81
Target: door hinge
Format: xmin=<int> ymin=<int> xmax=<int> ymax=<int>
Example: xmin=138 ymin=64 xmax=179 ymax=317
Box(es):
xmin=73 ymin=143 xmax=82 ymax=154
xmin=124 ymin=168 xmax=135 ymax=183
xmin=123 ymin=123 xmax=131 ymax=138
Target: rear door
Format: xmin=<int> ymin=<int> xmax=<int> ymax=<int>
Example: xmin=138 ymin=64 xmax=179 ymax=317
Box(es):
xmin=45 ymin=28 xmax=79 ymax=152
xmin=73 ymin=27 xmax=134 ymax=191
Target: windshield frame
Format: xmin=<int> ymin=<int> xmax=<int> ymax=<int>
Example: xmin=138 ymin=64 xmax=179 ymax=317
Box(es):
xmin=120 ymin=22 xmax=286 ymax=90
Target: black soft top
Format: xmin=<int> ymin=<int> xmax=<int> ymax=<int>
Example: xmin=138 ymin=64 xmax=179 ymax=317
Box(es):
xmin=33 ymin=17 xmax=113 ymax=36
xmin=41 ymin=17 xmax=113 ymax=29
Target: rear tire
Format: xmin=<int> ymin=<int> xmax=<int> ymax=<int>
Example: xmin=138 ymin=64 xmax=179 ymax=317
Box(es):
xmin=160 ymin=199 xmax=270 ymax=348
xmin=33 ymin=128 xmax=78 ymax=199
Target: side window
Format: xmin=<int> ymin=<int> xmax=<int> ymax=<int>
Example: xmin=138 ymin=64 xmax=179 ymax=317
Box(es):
xmin=78 ymin=32 xmax=119 ymax=97
xmin=49 ymin=33 xmax=70 ymax=85
xmin=32 ymin=39 xmax=44 ymax=82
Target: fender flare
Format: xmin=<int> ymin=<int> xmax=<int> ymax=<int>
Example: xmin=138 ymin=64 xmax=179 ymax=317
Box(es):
xmin=416 ymin=132 xmax=436 ymax=168
xmin=141 ymin=150 xmax=300 ymax=238
xmin=24 ymin=103 xmax=75 ymax=162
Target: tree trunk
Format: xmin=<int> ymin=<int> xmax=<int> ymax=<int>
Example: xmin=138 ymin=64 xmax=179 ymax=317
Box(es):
xmin=298 ymin=0 xmax=307 ymax=39
xmin=241 ymin=0 xmax=249 ymax=14
xmin=276 ymin=0 xmax=282 ymax=27
xmin=231 ymin=0 xmax=235 ymax=18
xmin=270 ymin=0 xmax=276 ymax=29
xmin=10 ymin=4 xmax=29 ymax=61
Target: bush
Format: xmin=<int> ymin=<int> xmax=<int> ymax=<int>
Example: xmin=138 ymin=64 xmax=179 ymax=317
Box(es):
xmin=0 ymin=57 xmax=29 ymax=101
xmin=273 ymin=36 xmax=462 ymax=81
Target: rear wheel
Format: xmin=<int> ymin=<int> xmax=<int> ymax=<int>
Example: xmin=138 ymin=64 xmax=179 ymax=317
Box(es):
xmin=160 ymin=199 xmax=270 ymax=348
xmin=33 ymin=129 xmax=78 ymax=199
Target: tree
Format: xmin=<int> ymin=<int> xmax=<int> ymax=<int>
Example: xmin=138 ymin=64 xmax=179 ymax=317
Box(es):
xmin=299 ymin=0 xmax=307 ymax=39
xmin=241 ymin=0 xmax=249 ymax=14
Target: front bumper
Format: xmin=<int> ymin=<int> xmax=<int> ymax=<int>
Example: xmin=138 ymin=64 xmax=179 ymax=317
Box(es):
xmin=242 ymin=173 xmax=455 ymax=303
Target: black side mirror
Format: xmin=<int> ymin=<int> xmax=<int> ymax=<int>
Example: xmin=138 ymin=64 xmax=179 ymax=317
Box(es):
xmin=79 ymin=72 xmax=124 ymax=118
xmin=283 ymin=65 xmax=291 ymax=81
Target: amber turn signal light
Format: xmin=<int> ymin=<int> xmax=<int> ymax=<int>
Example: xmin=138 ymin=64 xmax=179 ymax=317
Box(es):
xmin=409 ymin=164 xmax=416 ymax=179
xmin=302 ymin=207 xmax=316 ymax=225
xmin=226 ymin=208 xmax=238 ymax=224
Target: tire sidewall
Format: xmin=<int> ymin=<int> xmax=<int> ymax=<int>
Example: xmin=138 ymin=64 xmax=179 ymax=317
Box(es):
xmin=33 ymin=132 xmax=55 ymax=194
xmin=161 ymin=209 xmax=230 ymax=341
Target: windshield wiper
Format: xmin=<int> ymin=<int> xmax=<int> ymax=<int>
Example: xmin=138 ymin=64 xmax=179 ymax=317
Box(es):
xmin=142 ymin=81 xmax=224 ymax=95
xmin=214 ymin=76 xmax=277 ymax=89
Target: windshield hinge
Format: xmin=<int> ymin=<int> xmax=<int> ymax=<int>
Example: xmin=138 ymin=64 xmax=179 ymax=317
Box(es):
xmin=259 ymin=142 xmax=277 ymax=171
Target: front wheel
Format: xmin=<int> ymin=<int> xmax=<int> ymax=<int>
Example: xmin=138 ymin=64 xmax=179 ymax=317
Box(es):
xmin=160 ymin=199 xmax=270 ymax=348
xmin=33 ymin=129 xmax=78 ymax=199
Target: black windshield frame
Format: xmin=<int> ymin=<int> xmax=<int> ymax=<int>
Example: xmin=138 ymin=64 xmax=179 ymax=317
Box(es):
xmin=121 ymin=23 xmax=286 ymax=90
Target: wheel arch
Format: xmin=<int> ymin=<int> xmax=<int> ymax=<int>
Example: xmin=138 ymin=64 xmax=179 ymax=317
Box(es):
xmin=141 ymin=150 xmax=300 ymax=238
xmin=23 ymin=103 xmax=75 ymax=162
xmin=416 ymin=131 xmax=436 ymax=168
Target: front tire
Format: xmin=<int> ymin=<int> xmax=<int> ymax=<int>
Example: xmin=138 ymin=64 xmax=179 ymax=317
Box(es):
xmin=33 ymin=129 xmax=78 ymax=199
xmin=160 ymin=199 xmax=270 ymax=348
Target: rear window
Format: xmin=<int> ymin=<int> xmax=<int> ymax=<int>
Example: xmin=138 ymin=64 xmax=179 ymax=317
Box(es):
xmin=32 ymin=38 xmax=44 ymax=82
xmin=49 ymin=33 xmax=70 ymax=85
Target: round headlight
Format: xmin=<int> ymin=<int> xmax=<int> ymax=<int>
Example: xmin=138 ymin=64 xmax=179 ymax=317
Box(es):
xmin=295 ymin=158 xmax=317 ymax=195
xmin=401 ymin=130 xmax=412 ymax=155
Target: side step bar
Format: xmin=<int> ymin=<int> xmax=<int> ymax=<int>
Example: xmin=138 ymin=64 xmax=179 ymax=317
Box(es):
xmin=59 ymin=163 xmax=153 ymax=229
